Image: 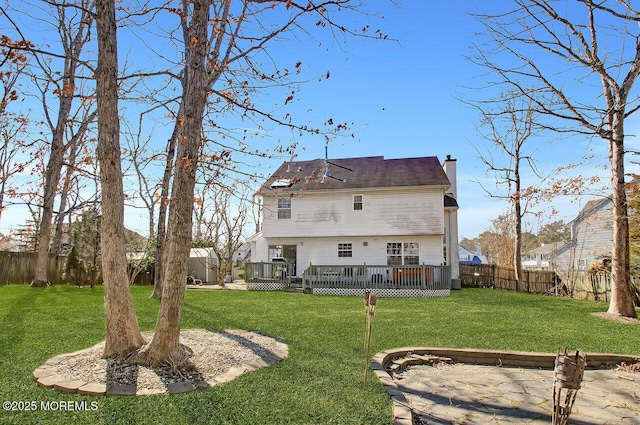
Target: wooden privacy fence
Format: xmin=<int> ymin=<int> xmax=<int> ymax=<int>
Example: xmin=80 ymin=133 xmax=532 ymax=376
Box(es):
xmin=0 ymin=251 xmax=67 ymax=285
xmin=557 ymin=270 xmax=640 ymax=302
xmin=0 ymin=251 xmax=154 ymax=285
xmin=565 ymin=271 xmax=611 ymax=302
xmin=460 ymin=263 xmax=558 ymax=294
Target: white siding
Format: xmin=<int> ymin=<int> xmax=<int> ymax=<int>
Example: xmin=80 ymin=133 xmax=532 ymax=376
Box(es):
xmin=261 ymin=188 xmax=444 ymax=238
xmin=253 ymin=235 xmax=444 ymax=277
xmin=251 ymin=236 xmax=270 ymax=265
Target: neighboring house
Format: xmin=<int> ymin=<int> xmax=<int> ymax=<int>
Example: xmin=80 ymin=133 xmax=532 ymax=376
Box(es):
xmin=124 ymin=228 xmax=149 ymax=251
xmin=233 ymin=241 xmax=252 ymax=267
xmin=522 ymin=242 xmax=564 ymax=270
xmin=555 ymin=198 xmax=613 ymax=272
xmin=251 ymin=154 xmax=460 ymax=286
xmin=519 ymin=199 xmax=613 ymax=273
xmin=459 ymin=245 xmax=486 ymax=264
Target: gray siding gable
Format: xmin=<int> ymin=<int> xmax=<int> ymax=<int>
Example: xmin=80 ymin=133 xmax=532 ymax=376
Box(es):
xmin=555 ymin=198 xmax=613 ymax=271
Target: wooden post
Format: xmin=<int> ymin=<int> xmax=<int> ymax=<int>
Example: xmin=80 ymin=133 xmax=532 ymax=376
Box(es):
xmin=363 ymin=262 xmax=366 ymax=290
xmin=363 ymin=291 xmax=378 ymax=388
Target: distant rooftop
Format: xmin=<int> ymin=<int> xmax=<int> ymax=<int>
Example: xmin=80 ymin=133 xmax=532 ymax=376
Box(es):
xmin=525 ymin=242 xmax=566 ymax=255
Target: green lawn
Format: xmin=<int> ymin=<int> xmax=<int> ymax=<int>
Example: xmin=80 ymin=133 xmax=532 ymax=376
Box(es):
xmin=0 ymin=285 xmax=638 ymax=425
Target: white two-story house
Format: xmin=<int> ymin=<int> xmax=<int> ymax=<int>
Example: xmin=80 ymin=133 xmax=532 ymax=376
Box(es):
xmin=250 ymin=155 xmax=460 ymax=288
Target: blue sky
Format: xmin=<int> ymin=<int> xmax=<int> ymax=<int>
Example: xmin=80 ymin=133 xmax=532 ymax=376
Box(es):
xmin=1 ymin=1 xmax=638 ymax=240
xmin=245 ymin=0 xmax=637 ymax=239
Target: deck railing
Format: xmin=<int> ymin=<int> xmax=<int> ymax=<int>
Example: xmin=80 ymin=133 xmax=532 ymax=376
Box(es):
xmin=302 ymin=264 xmax=451 ymax=291
xmin=245 ymin=261 xmax=296 ymax=285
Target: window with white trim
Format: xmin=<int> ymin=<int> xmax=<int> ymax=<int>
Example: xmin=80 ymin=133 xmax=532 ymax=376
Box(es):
xmin=387 ymin=243 xmax=402 ymax=265
xmin=277 ymin=197 xmax=291 ymax=219
xmin=338 ymin=243 xmax=353 ymax=258
xmin=353 ymin=195 xmax=363 ymax=211
xmin=577 ymin=259 xmax=588 ymax=271
xmin=268 ymin=245 xmax=283 ymax=260
xmin=404 ymin=242 xmax=420 ymax=265
xmin=387 ymin=242 xmax=419 ymax=265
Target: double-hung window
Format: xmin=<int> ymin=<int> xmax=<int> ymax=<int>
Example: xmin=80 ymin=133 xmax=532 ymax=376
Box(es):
xmin=277 ymin=198 xmax=291 ymax=219
xmin=387 ymin=242 xmax=419 ymax=265
xmin=353 ymin=195 xmax=363 ymax=211
xmin=338 ymin=243 xmax=353 ymax=258
xmin=387 ymin=243 xmax=403 ymax=265
xmin=404 ymin=242 xmax=420 ymax=265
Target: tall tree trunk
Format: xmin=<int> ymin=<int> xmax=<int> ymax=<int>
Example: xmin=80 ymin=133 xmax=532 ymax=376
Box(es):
xmin=96 ymin=0 xmax=145 ymax=358
xmin=52 ymin=111 xmax=97 ymax=256
xmin=31 ymin=1 xmax=94 ymax=287
xmin=151 ymin=112 xmax=180 ymax=300
xmin=607 ymin=115 xmax=636 ymax=317
xmin=31 ymin=109 xmax=71 ymax=286
xmin=135 ymin=0 xmax=209 ymax=367
xmin=51 ymin=145 xmax=78 ymax=255
xmin=514 ymin=199 xmax=524 ymax=292
xmin=513 ymin=153 xmax=524 ymax=293
xmin=0 ymin=177 xmax=4 ymax=223
xmin=30 ymin=150 xmax=64 ymax=286
xmin=51 ymin=190 xmax=68 ymax=256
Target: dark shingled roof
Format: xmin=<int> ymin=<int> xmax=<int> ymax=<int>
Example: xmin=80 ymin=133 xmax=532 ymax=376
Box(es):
xmin=259 ymin=156 xmax=451 ymax=194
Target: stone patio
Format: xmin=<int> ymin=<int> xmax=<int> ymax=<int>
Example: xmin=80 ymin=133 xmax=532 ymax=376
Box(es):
xmin=373 ymin=348 xmax=640 ymax=425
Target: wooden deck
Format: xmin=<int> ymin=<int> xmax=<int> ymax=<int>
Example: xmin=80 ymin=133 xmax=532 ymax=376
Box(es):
xmin=245 ymin=262 xmax=451 ymax=297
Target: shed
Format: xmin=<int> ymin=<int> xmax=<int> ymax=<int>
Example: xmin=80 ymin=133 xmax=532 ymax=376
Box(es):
xmin=188 ymin=248 xmax=219 ymax=284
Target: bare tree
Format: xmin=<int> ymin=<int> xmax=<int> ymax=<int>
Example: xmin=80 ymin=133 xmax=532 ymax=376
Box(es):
xmin=473 ymin=0 xmax=639 ymax=317
xmin=470 ymin=91 xmax=541 ymax=292
xmin=50 ymin=144 xmax=79 ymax=255
xmin=192 ymin=180 xmax=211 ymax=243
xmin=7 ymin=0 xmax=99 ymax=287
xmin=130 ymin=0 xmax=210 ymax=367
xmin=125 ymin=128 xmax=161 ymax=240
xmin=150 ymin=114 xmax=179 ymax=300
xmin=95 ymin=0 xmax=145 ymax=358
xmin=0 ymin=96 xmax=28 ymax=225
xmin=0 ymin=36 xmax=31 ymax=226
xmin=125 ymin=0 xmax=388 ymax=366
xmin=197 ymin=185 xmax=249 ymax=283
